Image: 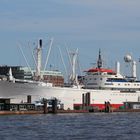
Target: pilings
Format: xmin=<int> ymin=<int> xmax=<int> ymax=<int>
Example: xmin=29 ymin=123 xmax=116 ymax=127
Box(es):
xmin=104 ymin=101 xmax=111 ymax=113
xmin=52 ymin=98 xmax=58 ymax=114
xmin=43 ymin=98 xmax=58 ymax=114
xmin=43 ymin=99 xmax=48 ymax=114
xmin=82 ymin=92 xmax=90 ymax=110
xmin=27 ymin=95 xmax=31 ymax=103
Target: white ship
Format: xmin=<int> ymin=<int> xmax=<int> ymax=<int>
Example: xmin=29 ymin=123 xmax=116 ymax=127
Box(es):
xmin=0 ymin=40 xmax=140 ymax=110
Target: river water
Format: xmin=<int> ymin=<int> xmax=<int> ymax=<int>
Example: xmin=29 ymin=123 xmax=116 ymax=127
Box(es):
xmin=0 ymin=112 xmax=140 ymax=140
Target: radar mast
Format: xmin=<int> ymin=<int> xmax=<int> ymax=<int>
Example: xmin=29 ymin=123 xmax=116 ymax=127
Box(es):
xmin=97 ymin=49 xmax=103 ymax=68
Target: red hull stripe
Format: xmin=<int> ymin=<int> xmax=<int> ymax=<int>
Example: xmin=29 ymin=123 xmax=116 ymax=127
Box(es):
xmin=74 ymin=103 xmax=123 ymax=109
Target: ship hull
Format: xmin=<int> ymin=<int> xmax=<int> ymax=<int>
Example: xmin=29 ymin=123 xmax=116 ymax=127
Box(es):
xmin=0 ymin=81 xmax=140 ymax=110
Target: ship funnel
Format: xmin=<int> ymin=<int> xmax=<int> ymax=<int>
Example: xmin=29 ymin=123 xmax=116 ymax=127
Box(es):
xmin=115 ymin=61 xmax=120 ymax=74
xmin=132 ymin=60 xmax=136 ymax=78
xmin=39 ymin=39 xmax=42 ymax=48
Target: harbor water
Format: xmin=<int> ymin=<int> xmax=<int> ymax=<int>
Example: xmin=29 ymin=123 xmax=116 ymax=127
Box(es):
xmin=0 ymin=113 xmax=140 ymax=140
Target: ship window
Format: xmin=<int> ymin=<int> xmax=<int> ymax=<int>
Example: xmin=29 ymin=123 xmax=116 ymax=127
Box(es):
xmin=100 ymin=78 xmax=102 ymax=80
xmin=94 ymin=78 xmax=96 ymax=80
xmin=118 ymin=83 xmax=120 ymax=85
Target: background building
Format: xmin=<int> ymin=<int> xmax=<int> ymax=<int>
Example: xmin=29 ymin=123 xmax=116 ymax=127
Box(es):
xmin=0 ymin=66 xmax=64 ymax=86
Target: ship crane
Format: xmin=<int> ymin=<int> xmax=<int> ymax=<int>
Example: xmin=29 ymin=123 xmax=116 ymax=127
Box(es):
xmin=68 ymin=48 xmax=79 ymax=87
xmin=17 ymin=42 xmax=33 ymax=75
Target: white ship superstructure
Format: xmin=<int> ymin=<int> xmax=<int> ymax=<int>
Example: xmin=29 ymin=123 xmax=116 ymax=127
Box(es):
xmin=0 ymin=40 xmax=140 ymax=110
xmin=84 ymin=50 xmax=140 ymax=91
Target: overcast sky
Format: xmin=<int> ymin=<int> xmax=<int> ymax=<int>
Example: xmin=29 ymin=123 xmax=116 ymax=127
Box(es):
xmin=0 ymin=0 xmax=140 ymax=76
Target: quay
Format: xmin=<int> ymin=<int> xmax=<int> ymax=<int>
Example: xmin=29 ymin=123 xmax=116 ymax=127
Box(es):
xmin=0 ymin=110 xmax=43 ymax=115
xmin=0 ymin=110 xmax=89 ymax=115
xmin=0 ymin=97 xmax=89 ymax=115
xmin=1 ymin=97 xmax=140 ymax=115
xmin=1 ymin=108 xmax=140 ymax=115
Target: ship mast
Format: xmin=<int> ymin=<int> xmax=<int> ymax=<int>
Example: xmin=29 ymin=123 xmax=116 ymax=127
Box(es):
xmin=97 ymin=49 xmax=103 ymax=69
xmin=35 ymin=39 xmax=42 ymax=79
